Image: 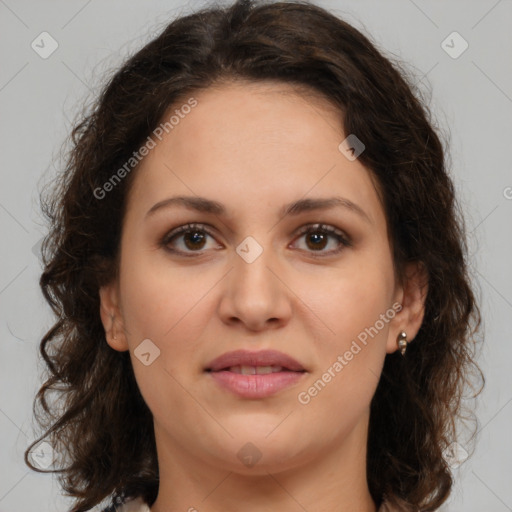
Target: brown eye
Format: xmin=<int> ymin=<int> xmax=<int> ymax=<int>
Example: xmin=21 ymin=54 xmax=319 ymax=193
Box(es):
xmin=161 ymin=223 xmax=221 ymax=255
xmin=182 ymin=230 xmax=207 ymax=250
xmin=292 ymin=223 xmax=351 ymax=255
xmin=305 ymin=232 xmax=328 ymax=251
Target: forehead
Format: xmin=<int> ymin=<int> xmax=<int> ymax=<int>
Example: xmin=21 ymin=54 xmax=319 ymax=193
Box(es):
xmin=125 ymin=81 xmax=384 ymax=227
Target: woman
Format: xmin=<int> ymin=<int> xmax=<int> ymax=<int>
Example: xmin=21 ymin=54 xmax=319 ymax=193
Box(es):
xmin=25 ymin=0 xmax=483 ymax=511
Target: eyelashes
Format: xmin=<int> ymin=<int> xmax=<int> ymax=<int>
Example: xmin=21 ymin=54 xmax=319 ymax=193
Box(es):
xmin=292 ymin=223 xmax=352 ymax=255
xmin=160 ymin=222 xmax=352 ymax=258
xmin=161 ymin=223 xmax=222 ymax=256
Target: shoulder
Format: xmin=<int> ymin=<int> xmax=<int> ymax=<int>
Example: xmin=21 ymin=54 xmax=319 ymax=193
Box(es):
xmin=101 ymin=496 xmax=150 ymax=512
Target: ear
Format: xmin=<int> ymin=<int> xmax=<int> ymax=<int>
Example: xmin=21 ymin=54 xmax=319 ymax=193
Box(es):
xmin=99 ymin=281 xmax=129 ymax=352
xmin=386 ymin=261 xmax=428 ymax=354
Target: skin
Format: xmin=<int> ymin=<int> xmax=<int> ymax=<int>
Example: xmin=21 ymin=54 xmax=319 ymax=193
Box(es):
xmin=99 ymin=81 xmax=427 ymax=512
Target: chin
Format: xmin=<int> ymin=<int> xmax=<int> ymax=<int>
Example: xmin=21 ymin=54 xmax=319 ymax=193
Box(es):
xmin=206 ymin=432 xmax=312 ymax=475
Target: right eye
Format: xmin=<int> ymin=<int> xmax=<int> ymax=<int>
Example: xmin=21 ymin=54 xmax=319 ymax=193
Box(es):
xmin=160 ymin=223 xmax=223 ymax=256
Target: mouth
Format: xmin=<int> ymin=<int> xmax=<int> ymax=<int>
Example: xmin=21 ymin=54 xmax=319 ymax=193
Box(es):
xmin=212 ymin=365 xmax=303 ymax=375
xmin=205 ymin=349 xmax=306 ymax=373
xmin=205 ymin=350 xmax=307 ymax=398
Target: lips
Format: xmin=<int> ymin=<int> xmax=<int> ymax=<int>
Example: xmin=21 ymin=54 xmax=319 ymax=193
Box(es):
xmin=205 ymin=349 xmax=307 ymax=399
xmin=205 ymin=349 xmax=306 ymax=373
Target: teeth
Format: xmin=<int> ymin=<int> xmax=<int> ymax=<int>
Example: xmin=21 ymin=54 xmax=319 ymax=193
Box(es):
xmin=256 ymin=365 xmax=283 ymax=374
xmin=229 ymin=365 xmax=284 ymax=375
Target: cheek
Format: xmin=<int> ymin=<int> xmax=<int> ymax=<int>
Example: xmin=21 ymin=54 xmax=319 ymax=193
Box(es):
xmin=119 ymin=247 xmax=213 ymax=340
xmin=119 ymin=258 xmax=217 ymax=417
xmin=117 ymin=256 xmax=232 ymax=410
xmin=296 ymin=279 xmax=391 ymax=434
xmin=307 ymin=259 xmax=394 ymax=345
xmin=297 ymin=255 xmax=394 ymax=405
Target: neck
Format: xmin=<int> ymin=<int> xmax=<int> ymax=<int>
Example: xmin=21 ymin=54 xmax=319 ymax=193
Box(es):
xmin=150 ymin=410 xmax=377 ymax=512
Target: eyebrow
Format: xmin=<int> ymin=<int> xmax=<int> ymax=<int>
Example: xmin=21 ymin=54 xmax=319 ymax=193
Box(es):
xmin=145 ymin=195 xmax=371 ymax=223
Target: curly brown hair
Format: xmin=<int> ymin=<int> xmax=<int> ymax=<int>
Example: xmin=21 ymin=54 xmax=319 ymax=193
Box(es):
xmin=25 ymin=0 xmax=483 ymax=511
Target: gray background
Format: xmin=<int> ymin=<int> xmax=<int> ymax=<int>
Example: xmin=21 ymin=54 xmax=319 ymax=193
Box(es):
xmin=1 ymin=0 xmax=511 ymax=511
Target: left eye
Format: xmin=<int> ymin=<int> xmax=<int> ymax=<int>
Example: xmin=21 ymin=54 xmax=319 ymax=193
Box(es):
xmin=291 ymin=223 xmax=351 ymax=255
xmin=161 ymin=223 xmax=351 ymax=256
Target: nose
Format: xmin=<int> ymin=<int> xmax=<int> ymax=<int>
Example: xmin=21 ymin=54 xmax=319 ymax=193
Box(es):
xmin=217 ymin=242 xmax=293 ymax=332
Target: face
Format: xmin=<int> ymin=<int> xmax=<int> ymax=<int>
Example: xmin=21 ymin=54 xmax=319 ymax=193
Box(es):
xmin=100 ymin=81 xmax=426 ymax=476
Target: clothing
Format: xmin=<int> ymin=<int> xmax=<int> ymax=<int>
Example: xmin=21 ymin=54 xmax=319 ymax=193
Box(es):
xmin=107 ymin=496 xmax=395 ymax=511
xmin=102 ymin=497 xmax=150 ymax=511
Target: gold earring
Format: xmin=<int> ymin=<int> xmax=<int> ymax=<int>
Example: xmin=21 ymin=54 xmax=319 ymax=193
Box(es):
xmin=397 ymin=331 xmax=408 ymax=356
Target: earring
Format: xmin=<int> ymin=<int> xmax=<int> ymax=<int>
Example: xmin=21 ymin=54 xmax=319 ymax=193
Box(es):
xmin=397 ymin=331 xmax=408 ymax=356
